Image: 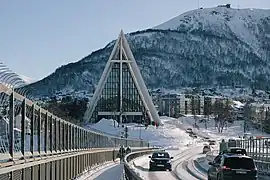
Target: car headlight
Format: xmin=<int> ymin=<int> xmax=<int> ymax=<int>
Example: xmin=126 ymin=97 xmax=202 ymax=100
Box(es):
xmin=167 ymin=160 xmax=172 ymax=163
xmin=150 ymin=159 xmax=154 ymax=163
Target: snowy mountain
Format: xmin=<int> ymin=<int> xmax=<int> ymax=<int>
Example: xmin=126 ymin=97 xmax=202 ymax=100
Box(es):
xmin=19 ymin=74 xmax=35 ymax=84
xmin=24 ymin=7 xmax=270 ymax=98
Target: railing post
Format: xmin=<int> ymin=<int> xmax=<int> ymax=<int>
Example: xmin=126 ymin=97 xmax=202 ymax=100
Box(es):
xmin=44 ymin=112 xmax=48 ymax=154
xmin=79 ymin=128 xmax=82 ymax=150
xmin=50 ymin=115 xmax=53 ymax=153
xmin=75 ymin=127 xmax=78 ymax=150
xmin=9 ymin=92 xmax=14 ymax=160
xmin=54 ymin=118 xmax=57 ymax=153
xmin=67 ymin=124 xmax=70 ymax=151
xmin=71 ymin=125 xmax=73 ymax=150
xmin=30 ymin=104 xmax=34 ymax=156
xmin=63 ymin=121 xmax=65 ymax=152
xmin=62 ymin=122 xmax=65 ymax=151
xmin=38 ymin=108 xmax=41 ymax=155
xmin=58 ymin=120 xmax=61 ymax=152
xmin=21 ymin=99 xmax=26 ymax=158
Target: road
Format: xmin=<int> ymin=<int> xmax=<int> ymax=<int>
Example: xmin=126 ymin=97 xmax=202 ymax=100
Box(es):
xmin=131 ymin=145 xmax=208 ymax=180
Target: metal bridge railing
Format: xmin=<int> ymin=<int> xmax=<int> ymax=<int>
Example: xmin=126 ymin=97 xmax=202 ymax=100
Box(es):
xmin=0 ymin=84 xmax=149 ymax=166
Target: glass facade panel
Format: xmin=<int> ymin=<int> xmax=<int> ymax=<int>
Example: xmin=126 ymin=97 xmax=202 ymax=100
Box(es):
xmin=90 ymin=62 xmax=149 ymax=124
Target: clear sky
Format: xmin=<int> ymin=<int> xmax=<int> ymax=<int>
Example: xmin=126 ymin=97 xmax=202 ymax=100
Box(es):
xmin=1 ymin=0 xmax=269 ymax=80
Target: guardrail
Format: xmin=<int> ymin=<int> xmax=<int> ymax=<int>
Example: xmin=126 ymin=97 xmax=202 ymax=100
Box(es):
xmin=123 ymin=148 xmax=158 ymax=180
xmin=0 ymin=84 xmax=150 ymax=179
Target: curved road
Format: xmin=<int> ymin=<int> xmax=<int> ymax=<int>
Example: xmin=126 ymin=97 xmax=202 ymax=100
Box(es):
xmin=131 ymin=145 xmax=208 ymax=180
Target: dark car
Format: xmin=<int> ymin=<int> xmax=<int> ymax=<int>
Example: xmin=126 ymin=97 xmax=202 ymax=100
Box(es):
xmin=227 ymin=147 xmax=247 ymax=155
xmin=208 ymin=153 xmax=257 ymax=180
xmin=203 ymin=145 xmax=211 ymax=154
xmin=149 ymin=151 xmax=173 ymax=171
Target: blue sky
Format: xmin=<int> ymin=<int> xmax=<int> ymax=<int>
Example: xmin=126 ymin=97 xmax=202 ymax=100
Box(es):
xmin=1 ymin=0 xmax=269 ymax=80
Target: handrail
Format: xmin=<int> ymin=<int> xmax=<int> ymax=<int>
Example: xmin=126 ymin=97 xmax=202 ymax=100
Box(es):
xmin=0 ymin=84 xmax=149 ymax=168
xmin=123 ymin=148 xmax=158 ymax=180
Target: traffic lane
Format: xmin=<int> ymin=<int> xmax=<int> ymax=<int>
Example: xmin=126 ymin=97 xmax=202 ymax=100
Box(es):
xmin=173 ymin=145 xmax=205 ymax=180
xmin=132 ymin=146 xmax=204 ymax=180
xmin=131 ymin=150 xmax=181 ymax=180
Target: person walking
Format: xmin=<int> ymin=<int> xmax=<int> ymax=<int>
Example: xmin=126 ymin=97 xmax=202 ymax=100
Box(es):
xmin=119 ymin=145 xmax=126 ymax=162
xmin=219 ymin=139 xmax=228 ymax=154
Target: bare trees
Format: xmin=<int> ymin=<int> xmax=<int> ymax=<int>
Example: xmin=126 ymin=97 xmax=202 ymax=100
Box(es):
xmin=190 ymin=95 xmax=200 ymax=125
xmin=213 ymin=99 xmax=233 ymax=133
xmin=203 ymin=97 xmax=212 ymax=129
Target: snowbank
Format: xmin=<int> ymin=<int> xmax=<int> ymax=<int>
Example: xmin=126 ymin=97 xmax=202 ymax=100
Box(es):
xmin=86 ymin=117 xmax=193 ymax=148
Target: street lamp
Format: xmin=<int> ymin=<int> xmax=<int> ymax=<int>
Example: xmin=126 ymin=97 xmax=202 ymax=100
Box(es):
xmin=168 ymin=94 xmax=171 ymax=117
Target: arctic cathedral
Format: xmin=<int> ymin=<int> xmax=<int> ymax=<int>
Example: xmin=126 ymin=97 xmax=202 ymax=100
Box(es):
xmin=83 ymin=30 xmax=160 ymax=125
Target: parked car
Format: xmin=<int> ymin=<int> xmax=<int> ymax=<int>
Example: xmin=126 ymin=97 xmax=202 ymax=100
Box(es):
xmin=208 ymin=153 xmax=257 ymax=180
xmin=208 ymin=140 xmax=216 ymax=145
xmin=203 ymin=145 xmax=211 ymax=154
xmin=149 ymin=151 xmax=173 ymax=171
xmin=186 ymin=128 xmax=193 ymax=133
xmin=190 ymin=133 xmax=198 ymax=138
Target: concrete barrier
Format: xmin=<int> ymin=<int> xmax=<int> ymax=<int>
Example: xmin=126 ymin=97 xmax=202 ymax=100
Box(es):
xmin=123 ymin=148 xmax=159 ymax=180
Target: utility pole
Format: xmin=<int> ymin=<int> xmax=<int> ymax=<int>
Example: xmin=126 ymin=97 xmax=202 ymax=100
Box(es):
xmin=125 ymin=126 xmax=128 ymax=147
xmin=168 ymin=94 xmax=171 ymax=117
xmin=261 ymin=105 xmax=264 ymax=135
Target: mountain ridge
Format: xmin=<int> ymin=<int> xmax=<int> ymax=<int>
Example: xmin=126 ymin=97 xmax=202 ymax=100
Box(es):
xmin=25 ymin=7 xmax=270 ymax=98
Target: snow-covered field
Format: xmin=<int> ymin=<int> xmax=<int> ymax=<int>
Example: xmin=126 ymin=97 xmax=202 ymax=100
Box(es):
xmin=81 ymin=116 xmax=270 ymax=179
xmin=87 ymin=115 xmax=270 ymax=149
xmin=176 ymin=115 xmax=270 ymax=140
xmin=87 ymin=117 xmax=195 ymax=148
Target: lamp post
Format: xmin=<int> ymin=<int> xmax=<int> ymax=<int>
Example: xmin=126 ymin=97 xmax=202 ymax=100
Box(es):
xmin=168 ymin=94 xmax=171 ymax=117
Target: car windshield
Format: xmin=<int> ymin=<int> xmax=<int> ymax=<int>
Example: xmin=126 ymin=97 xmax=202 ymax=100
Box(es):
xmin=152 ymin=152 xmax=170 ymax=158
xmin=224 ymin=157 xmax=255 ymax=169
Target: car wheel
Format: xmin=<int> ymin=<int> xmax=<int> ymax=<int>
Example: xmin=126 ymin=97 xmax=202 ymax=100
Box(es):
xmin=169 ymin=168 xmax=172 ymax=171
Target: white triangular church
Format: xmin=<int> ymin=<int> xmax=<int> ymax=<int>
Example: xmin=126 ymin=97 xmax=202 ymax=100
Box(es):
xmin=83 ymin=30 xmax=160 ymax=125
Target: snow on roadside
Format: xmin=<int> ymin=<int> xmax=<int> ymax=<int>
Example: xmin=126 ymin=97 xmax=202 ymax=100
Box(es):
xmin=86 ymin=117 xmax=194 ymax=148
xmin=176 ymin=116 xmax=270 ymax=141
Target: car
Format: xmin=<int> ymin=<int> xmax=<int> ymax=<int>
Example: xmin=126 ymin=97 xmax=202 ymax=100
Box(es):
xmin=149 ymin=151 xmax=173 ymax=171
xmin=190 ymin=133 xmax=198 ymax=138
xmin=208 ymin=140 xmax=216 ymax=145
xmin=208 ymin=153 xmax=257 ymax=180
xmin=227 ymin=147 xmax=247 ymax=155
xmin=203 ymin=145 xmax=211 ymax=154
xmin=186 ymin=128 xmax=193 ymax=133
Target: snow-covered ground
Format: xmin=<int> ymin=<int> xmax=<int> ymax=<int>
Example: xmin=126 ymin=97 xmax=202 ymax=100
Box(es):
xmin=81 ymin=116 xmax=270 ymax=179
xmin=176 ymin=115 xmax=270 ymax=141
xmin=87 ymin=117 xmax=195 ymax=148
xmin=87 ymin=115 xmax=270 ymax=149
